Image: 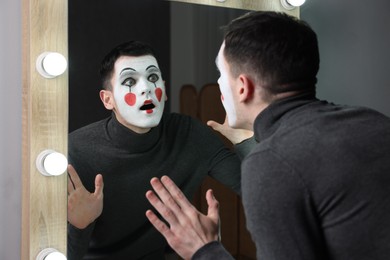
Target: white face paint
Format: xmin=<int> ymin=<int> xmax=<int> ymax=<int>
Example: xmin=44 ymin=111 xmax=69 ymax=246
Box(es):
xmin=216 ymin=44 xmax=238 ymax=127
xmin=112 ymin=55 xmax=166 ymax=130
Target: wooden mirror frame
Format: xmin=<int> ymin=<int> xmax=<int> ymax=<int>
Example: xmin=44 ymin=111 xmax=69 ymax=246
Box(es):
xmin=21 ymin=0 xmax=68 ymax=258
xmin=169 ymin=0 xmax=299 ymax=15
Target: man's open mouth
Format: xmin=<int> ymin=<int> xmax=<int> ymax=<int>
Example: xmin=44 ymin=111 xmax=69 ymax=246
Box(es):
xmin=140 ymin=100 xmax=155 ymax=111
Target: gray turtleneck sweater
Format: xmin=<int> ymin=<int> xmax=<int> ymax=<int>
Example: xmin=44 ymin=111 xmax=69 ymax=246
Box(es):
xmin=193 ymin=92 xmax=390 ymax=260
xmin=67 ymin=112 xmax=252 ymax=260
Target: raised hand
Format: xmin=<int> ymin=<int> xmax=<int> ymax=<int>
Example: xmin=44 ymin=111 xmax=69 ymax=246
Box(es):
xmin=67 ymin=164 xmax=104 ymax=229
xmin=145 ymin=176 xmax=220 ymax=260
xmin=207 ymin=116 xmax=253 ymax=144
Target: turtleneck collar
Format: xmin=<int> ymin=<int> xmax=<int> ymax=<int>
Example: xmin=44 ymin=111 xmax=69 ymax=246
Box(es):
xmin=253 ymin=90 xmax=318 ymax=142
xmin=106 ymin=112 xmax=162 ymax=153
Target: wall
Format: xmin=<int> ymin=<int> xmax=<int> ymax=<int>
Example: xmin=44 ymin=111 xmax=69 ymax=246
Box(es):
xmin=0 ymin=0 xmax=22 ymax=259
xmin=301 ymin=0 xmax=390 ymax=116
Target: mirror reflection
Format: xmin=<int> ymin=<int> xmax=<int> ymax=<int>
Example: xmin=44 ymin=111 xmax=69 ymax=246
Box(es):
xmin=68 ymin=0 xmax=252 ymax=259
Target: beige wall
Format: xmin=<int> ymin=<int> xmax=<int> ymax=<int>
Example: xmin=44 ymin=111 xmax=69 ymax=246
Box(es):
xmin=0 ymin=0 xmax=22 ymax=259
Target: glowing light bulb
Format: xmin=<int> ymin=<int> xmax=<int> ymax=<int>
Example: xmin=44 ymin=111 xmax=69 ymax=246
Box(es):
xmin=36 ymin=149 xmax=68 ymax=176
xmin=287 ymin=0 xmax=305 ymax=6
xmin=36 ymin=248 xmax=67 ymax=260
xmin=281 ymin=0 xmax=305 ymax=10
xmin=36 ymin=52 xmax=67 ymax=78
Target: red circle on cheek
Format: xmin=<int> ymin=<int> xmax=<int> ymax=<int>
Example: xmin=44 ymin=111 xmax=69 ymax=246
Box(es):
xmin=155 ymin=88 xmax=163 ymax=102
xmin=125 ymin=93 xmax=136 ymax=106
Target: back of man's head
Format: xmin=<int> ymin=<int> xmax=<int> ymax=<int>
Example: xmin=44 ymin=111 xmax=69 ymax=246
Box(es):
xmin=223 ymin=11 xmax=319 ymax=95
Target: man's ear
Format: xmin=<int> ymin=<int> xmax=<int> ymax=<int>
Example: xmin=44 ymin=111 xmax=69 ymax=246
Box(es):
xmin=100 ymin=89 xmax=114 ymax=110
xmin=238 ymin=74 xmax=255 ymax=103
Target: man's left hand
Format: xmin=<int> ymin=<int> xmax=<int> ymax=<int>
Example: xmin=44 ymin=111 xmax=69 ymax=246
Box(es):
xmin=145 ymin=176 xmax=220 ymax=260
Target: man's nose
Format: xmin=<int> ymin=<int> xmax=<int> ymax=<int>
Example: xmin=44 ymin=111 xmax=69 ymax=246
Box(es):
xmin=139 ymin=79 xmax=153 ymax=95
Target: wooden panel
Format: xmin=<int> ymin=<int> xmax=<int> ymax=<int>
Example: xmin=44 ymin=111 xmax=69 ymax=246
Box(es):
xmin=168 ymin=0 xmax=300 ymax=17
xmin=180 ymin=84 xmax=198 ymax=118
xmin=198 ymin=83 xmax=230 ymax=147
xmin=22 ymin=0 xmax=68 ymax=259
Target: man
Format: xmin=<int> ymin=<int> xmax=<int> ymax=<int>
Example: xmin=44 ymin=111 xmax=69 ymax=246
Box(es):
xmin=146 ymin=11 xmax=390 ymax=259
xmin=67 ymin=40 xmax=254 ymax=259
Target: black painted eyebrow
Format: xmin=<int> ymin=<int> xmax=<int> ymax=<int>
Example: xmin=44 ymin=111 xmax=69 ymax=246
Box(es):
xmin=146 ymin=65 xmax=160 ymax=72
xmin=120 ymin=67 xmax=136 ymax=75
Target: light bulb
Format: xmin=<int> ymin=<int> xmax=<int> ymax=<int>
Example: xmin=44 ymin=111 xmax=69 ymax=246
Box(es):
xmin=287 ymin=0 xmax=305 ymax=6
xmin=36 ymin=149 xmax=68 ymax=176
xmin=36 ymin=248 xmax=67 ymax=260
xmin=281 ymin=0 xmax=305 ymax=10
xmin=36 ymin=52 xmax=67 ymax=78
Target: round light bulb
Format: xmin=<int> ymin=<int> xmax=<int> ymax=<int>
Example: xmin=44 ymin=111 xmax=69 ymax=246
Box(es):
xmin=287 ymin=0 xmax=305 ymax=6
xmin=45 ymin=251 xmax=67 ymax=260
xmin=36 ymin=149 xmax=68 ymax=176
xmin=36 ymin=248 xmax=67 ymax=260
xmin=36 ymin=52 xmax=67 ymax=78
xmin=281 ymin=0 xmax=305 ymax=9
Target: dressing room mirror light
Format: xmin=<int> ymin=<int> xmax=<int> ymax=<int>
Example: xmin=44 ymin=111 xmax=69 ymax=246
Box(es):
xmin=281 ymin=0 xmax=305 ymax=10
xmin=36 ymin=52 xmax=67 ymax=78
xmin=36 ymin=149 xmax=68 ymax=176
xmin=36 ymin=248 xmax=67 ymax=260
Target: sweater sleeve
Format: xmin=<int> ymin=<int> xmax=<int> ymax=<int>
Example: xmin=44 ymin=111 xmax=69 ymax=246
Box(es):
xmin=186 ymin=118 xmax=243 ymax=194
xmin=192 ymin=241 xmax=234 ymax=260
xmin=206 ymin=136 xmax=256 ymax=195
xmin=67 ymin=222 xmax=95 ymax=260
xmin=234 ymin=136 xmax=256 ymax=160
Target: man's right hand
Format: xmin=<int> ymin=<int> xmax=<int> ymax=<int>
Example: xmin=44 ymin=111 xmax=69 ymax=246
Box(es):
xmin=67 ymin=164 xmax=104 ymax=229
xmin=207 ymin=116 xmax=253 ymax=145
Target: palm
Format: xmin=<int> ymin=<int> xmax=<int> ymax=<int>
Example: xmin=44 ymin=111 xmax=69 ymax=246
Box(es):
xmin=207 ymin=117 xmax=253 ymax=144
xmin=146 ymin=177 xmax=220 ymax=259
xmin=67 ymin=165 xmax=104 ymax=229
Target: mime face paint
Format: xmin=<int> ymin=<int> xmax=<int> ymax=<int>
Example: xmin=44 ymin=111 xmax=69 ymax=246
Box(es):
xmin=216 ymin=44 xmax=238 ymax=127
xmin=111 ymin=55 xmax=166 ymax=129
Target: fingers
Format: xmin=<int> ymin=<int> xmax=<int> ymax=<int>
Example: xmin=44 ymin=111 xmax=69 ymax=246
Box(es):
xmin=94 ymin=174 xmax=104 ymax=197
xmin=67 ymin=174 xmax=75 ymax=192
xmin=206 ymin=120 xmax=222 ymax=131
xmin=205 ymin=189 xmax=219 ymax=222
xmin=147 ymin=176 xmax=193 ymax=225
xmin=67 ymin=164 xmax=82 ymax=191
xmin=149 ymin=177 xmax=181 ymax=212
xmin=145 ymin=209 xmax=174 ymax=239
xmin=146 ymin=189 xmax=179 ymax=225
xmin=159 ymin=176 xmax=193 ymax=211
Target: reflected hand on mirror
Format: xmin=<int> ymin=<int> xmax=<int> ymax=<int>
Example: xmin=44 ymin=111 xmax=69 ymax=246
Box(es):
xmin=67 ymin=164 xmax=104 ymax=229
xmin=207 ymin=116 xmax=253 ymax=145
xmin=146 ymin=176 xmax=220 ymax=260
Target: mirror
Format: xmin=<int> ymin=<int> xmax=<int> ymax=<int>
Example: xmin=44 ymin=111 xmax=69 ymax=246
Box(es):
xmin=68 ymin=0 xmax=300 ymax=259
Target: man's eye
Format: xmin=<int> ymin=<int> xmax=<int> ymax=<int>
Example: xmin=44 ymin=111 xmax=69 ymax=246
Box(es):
xmin=148 ymin=74 xmax=159 ymax=83
xmin=122 ymin=77 xmax=136 ymax=87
